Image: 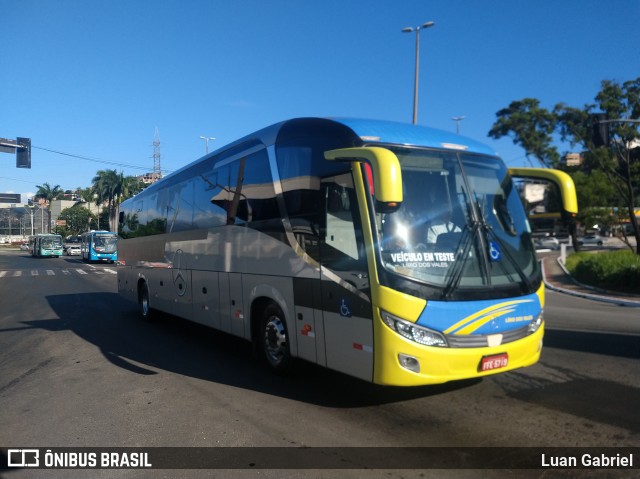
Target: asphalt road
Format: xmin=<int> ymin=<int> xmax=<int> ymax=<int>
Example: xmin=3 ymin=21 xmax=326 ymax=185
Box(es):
xmin=0 ymin=250 xmax=638 ymax=479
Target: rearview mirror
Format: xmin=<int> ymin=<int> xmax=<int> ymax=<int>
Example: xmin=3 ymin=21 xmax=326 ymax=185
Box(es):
xmin=324 ymin=147 xmax=403 ymax=209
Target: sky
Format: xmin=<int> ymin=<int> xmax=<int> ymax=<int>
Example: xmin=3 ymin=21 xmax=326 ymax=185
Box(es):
xmin=1 ymin=0 xmax=639 ymax=202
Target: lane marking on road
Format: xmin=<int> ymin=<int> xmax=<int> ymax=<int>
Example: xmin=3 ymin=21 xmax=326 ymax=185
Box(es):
xmin=0 ymin=268 xmax=117 ymax=278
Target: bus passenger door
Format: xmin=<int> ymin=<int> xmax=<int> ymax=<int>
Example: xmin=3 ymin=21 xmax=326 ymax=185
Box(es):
xmin=291 ymin=218 xmax=324 ymax=365
xmin=318 ymin=178 xmax=374 ymax=382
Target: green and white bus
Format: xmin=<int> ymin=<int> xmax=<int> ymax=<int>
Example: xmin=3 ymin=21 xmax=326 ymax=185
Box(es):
xmin=117 ymin=118 xmax=577 ymax=386
xmin=31 ymin=233 xmax=64 ymax=258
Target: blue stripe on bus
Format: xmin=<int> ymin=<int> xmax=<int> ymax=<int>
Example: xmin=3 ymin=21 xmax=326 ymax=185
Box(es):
xmin=417 ymin=292 xmax=540 ymax=335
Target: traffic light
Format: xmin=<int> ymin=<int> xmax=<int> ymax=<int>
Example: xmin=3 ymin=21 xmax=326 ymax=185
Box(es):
xmin=590 ymin=113 xmax=609 ymax=148
xmin=16 ymin=137 xmax=31 ymax=168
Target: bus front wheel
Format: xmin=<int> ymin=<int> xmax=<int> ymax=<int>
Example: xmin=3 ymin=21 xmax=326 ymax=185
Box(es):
xmin=260 ymin=303 xmax=292 ymax=375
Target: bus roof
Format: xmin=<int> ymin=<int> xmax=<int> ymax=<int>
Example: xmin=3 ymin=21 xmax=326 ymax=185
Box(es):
xmin=223 ymin=117 xmax=498 ymax=157
xmin=146 ymin=117 xmax=499 ymax=191
xmin=331 ymin=118 xmax=498 ymax=156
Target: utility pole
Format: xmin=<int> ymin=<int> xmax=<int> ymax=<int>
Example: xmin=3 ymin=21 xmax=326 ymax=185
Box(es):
xmin=153 ymin=127 xmax=161 ymax=178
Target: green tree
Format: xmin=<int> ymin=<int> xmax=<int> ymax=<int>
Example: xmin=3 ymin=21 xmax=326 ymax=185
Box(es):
xmin=92 ymin=170 xmax=143 ymax=232
xmin=489 ymin=77 xmax=640 ymax=254
xmin=57 ymin=205 xmax=98 ymax=236
xmin=569 ymin=169 xmax=619 ymax=232
xmin=76 ymin=186 xmax=95 ymax=203
xmin=489 ymin=98 xmax=561 ymax=168
xmin=34 ymin=182 xmax=64 ymax=233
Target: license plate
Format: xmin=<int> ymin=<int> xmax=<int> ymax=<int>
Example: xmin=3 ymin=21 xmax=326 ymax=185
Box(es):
xmin=480 ymin=353 xmax=508 ymax=372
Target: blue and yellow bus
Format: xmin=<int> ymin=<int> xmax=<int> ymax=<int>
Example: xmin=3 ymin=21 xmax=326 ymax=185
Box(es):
xmin=117 ymin=118 xmax=577 ymax=386
xmin=31 ymin=233 xmax=64 ymax=258
xmin=81 ymin=230 xmax=118 ymax=263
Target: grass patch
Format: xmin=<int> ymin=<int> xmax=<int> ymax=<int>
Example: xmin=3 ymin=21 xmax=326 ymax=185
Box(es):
xmin=565 ymin=250 xmax=640 ymax=294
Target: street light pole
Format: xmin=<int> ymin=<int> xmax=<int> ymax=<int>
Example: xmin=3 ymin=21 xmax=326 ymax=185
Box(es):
xmin=24 ymin=205 xmax=34 ymax=236
xmin=451 ymin=115 xmax=465 ymax=134
xmin=402 ymin=21 xmax=435 ymax=124
xmin=199 ymin=136 xmax=215 ymax=155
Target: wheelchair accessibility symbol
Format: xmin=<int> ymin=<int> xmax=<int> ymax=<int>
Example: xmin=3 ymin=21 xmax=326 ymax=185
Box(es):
xmin=339 ymin=299 xmax=352 ymax=317
xmin=489 ymin=241 xmax=502 ymax=262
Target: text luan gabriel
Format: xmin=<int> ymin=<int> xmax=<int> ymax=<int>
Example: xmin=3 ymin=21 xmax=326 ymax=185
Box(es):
xmin=541 ymin=453 xmax=633 ymax=468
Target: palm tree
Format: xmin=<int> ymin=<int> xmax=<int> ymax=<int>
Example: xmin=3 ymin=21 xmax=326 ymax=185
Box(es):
xmin=92 ymin=170 xmax=119 ymax=231
xmin=92 ymin=170 xmax=144 ymax=231
xmin=34 ymin=182 xmax=64 ymax=233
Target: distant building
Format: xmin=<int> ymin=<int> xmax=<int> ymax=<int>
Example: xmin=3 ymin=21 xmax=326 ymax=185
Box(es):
xmin=50 ymin=199 xmax=82 ymax=229
xmin=564 ymin=153 xmax=583 ymax=167
xmin=137 ymin=172 xmax=162 ymax=185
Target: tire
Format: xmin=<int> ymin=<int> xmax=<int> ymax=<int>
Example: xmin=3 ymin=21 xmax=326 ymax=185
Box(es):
xmin=139 ymin=282 xmax=155 ymax=321
xmin=260 ymin=303 xmax=293 ymax=375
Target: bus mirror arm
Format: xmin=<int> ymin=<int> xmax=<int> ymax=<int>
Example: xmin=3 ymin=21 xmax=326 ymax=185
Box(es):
xmin=324 ymin=147 xmax=403 ymax=205
xmin=508 ymin=167 xmax=578 ymax=217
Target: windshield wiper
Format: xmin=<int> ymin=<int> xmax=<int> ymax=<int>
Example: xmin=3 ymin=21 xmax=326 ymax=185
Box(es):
xmin=472 ymin=190 xmax=534 ymax=293
xmin=442 ymin=187 xmax=534 ymax=299
xmin=440 ymin=223 xmax=474 ymax=299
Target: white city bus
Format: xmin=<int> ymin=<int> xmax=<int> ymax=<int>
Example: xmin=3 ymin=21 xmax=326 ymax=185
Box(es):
xmin=117 ymin=118 xmax=577 ymax=386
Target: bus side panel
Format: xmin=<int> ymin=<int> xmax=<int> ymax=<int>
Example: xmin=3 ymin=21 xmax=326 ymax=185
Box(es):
xmin=147 ymin=267 xmax=175 ymax=316
xmin=290 ymin=277 xmax=326 ymax=367
xmin=229 ymin=273 xmax=245 ymax=338
xmin=323 ymin=312 xmax=374 ymax=382
xmin=192 ymin=270 xmax=221 ymax=329
xmin=172 ymin=270 xmax=193 ymax=322
xmin=117 ymin=266 xmax=138 ymax=305
xmin=218 ymin=272 xmax=232 ymax=334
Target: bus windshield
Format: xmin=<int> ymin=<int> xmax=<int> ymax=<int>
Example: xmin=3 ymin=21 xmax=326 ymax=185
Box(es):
xmin=93 ymin=234 xmax=118 ymax=253
xmin=374 ymin=146 xmax=538 ymax=295
xmin=42 ymin=236 xmax=63 ymax=249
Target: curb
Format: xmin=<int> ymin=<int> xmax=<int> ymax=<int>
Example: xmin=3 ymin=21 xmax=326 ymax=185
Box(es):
xmin=542 ymin=257 xmax=640 ymax=308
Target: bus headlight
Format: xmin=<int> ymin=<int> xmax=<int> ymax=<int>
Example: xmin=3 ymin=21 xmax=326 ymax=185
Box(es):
xmin=528 ymin=311 xmax=544 ymax=334
xmin=381 ymin=310 xmax=448 ymax=347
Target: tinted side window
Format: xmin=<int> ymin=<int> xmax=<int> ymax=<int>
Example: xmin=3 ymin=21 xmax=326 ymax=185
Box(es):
xmin=228 ymin=149 xmax=279 ymax=224
xmin=167 ymin=181 xmax=194 ymax=232
xmin=140 ymin=192 xmax=167 ymax=236
xmin=195 ymin=167 xmax=228 ymax=228
xmin=119 ymin=199 xmax=144 ymax=238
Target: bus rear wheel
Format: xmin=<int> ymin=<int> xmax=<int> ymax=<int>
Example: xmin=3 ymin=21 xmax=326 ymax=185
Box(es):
xmin=260 ymin=303 xmax=292 ymax=375
xmin=139 ymin=282 xmax=155 ymax=321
